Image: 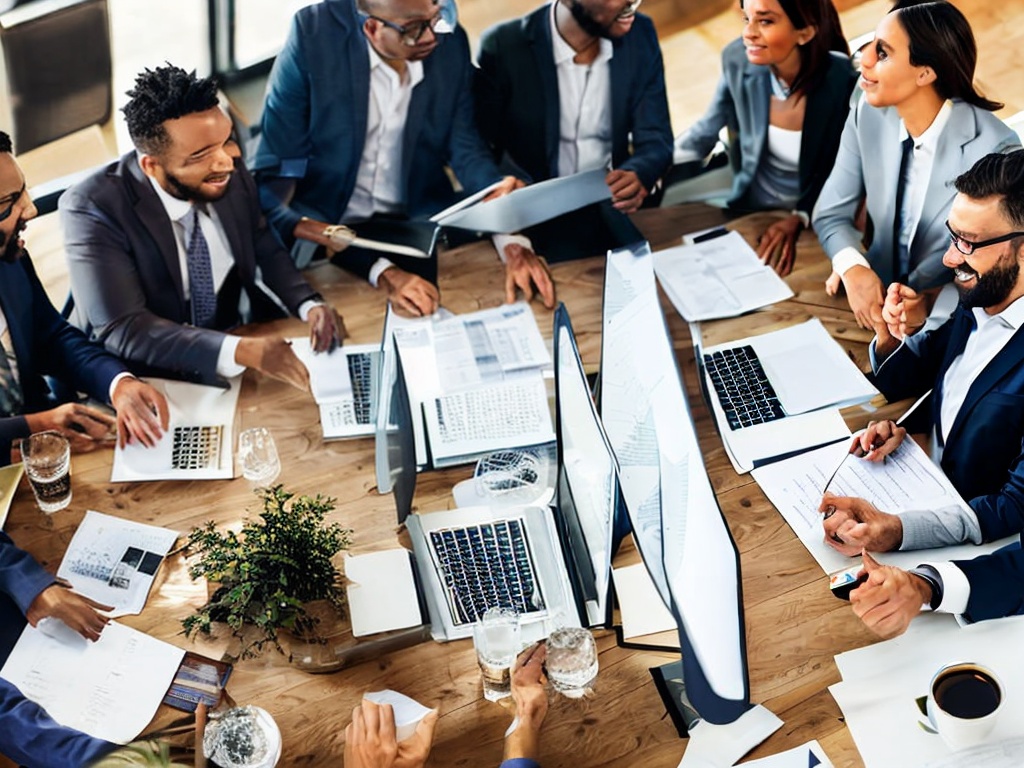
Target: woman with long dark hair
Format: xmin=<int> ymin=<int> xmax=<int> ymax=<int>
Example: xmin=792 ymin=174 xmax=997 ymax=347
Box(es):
xmin=814 ymin=1 xmax=1020 ymax=329
xmin=671 ymin=0 xmax=855 ymax=275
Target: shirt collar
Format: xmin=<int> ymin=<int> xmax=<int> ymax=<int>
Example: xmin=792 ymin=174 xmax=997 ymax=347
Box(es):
xmin=549 ymin=2 xmax=613 ymax=66
xmin=900 ymin=100 xmax=953 ymax=151
xmin=365 ymin=38 xmax=424 ymax=88
xmin=139 ymin=154 xmax=197 ymax=224
xmin=974 ymin=293 xmax=1024 ymax=332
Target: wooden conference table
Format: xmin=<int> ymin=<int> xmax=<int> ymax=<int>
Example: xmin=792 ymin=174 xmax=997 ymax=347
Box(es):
xmin=3 ymin=203 xmax=888 ymax=768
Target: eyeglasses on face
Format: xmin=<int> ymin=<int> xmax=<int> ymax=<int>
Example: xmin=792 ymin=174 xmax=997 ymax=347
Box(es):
xmin=368 ymin=8 xmax=445 ymax=46
xmin=945 ymin=220 xmax=1024 ymax=256
xmin=0 ymin=182 xmax=25 ymax=223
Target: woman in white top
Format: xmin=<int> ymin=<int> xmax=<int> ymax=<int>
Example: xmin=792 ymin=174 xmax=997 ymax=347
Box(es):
xmin=672 ymin=0 xmax=855 ymax=275
xmin=813 ymin=1 xmax=1020 ymax=329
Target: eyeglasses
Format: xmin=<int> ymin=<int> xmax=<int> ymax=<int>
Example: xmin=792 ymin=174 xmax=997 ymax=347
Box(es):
xmin=368 ymin=9 xmax=445 ymax=46
xmin=0 ymin=182 xmax=25 ymax=223
xmin=616 ymin=0 xmax=643 ymax=18
xmin=945 ymin=220 xmax=1024 ymax=256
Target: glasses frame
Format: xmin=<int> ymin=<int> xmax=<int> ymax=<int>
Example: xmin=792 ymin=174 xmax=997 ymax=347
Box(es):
xmin=945 ymin=220 xmax=1024 ymax=256
xmin=0 ymin=182 xmax=26 ymax=223
xmin=367 ymin=9 xmax=444 ymax=46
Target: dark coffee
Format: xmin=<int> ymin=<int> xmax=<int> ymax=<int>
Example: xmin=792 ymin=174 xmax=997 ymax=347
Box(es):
xmin=933 ymin=668 xmax=1001 ymax=719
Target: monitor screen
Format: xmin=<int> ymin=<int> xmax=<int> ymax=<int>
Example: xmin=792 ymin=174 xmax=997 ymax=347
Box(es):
xmin=553 ymin=304 xmax=617 ymax=626
xmin=374 ymin=306 xmax=417 ymax=524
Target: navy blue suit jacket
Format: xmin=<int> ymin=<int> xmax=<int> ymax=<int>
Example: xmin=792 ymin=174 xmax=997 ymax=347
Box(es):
xmin=874 ymin=305 xmax=1024 ymax=620
xmin=252 ymin=0 xmax=504 ymax=279
xmin=474 ymin=6 xmax=673 ymax=191
xmin=0 ymin=254 xmax=125 ymax=460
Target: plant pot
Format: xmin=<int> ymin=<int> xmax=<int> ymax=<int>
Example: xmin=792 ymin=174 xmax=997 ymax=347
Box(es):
xmin=286 ymin=599 xmax=357 ymax=673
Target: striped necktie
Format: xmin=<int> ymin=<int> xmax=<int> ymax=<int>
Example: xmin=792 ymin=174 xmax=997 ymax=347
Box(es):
xmin=0 ymin=329 xmax=23 ymax=418
xmin=186 ymin=207 xmax=218 ymax=328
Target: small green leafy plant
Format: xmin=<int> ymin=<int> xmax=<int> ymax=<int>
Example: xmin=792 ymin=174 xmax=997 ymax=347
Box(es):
xmin=183 ymin=485 xmax=352 ymax=659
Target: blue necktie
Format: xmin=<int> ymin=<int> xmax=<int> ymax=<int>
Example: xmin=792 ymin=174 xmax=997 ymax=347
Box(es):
xmin=187 ymin=208 xmax=218 ymax=328
xmin=892 ymin=135 xmax=915 ymax=283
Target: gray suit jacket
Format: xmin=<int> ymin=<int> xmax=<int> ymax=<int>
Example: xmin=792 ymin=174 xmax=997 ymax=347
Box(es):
xmin=674 ymin=38 xmax=856 ymax=216
xmin=812 ymin=96 xmax=1021 ymax=290
xmin=60 ymin=153 xmax=319 ymax=386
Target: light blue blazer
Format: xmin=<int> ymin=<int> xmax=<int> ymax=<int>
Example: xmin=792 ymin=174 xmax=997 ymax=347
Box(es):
xmin=812 ymin=95 xmax=1021 ymax=289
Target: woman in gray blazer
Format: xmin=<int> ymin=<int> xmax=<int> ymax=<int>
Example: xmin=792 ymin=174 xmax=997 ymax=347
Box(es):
xmin=813 ymin=1 xmax=1020 ymax=330
xmin=672 ymin=0 xmax=855 ymax=275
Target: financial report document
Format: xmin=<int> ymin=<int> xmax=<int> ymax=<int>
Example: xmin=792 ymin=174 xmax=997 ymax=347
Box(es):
xmin=653 ymin=230 xmax=794 ymax=321
xmin=752 ymin=438 xmax=1011 ymax=574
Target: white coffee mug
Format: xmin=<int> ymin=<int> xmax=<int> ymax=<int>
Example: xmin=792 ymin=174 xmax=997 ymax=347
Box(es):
xmin=925 ymin=662 xmax=1003 ymax=750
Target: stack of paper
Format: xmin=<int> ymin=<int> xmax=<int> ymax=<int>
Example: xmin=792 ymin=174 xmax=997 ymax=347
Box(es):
xmin=654 ymin=231 xmax=794 ymax=321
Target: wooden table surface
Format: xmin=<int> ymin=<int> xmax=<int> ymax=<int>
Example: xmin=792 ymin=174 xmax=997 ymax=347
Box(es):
xmin=3 ymin=204 xmax=886 ymax=767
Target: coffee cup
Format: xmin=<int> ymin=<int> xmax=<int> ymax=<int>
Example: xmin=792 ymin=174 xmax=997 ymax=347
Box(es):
xmin=925 ymin=662 xmax=1002 ymax=750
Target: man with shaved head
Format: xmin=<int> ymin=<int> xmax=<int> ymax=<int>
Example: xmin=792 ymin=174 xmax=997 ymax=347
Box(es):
xmin=252 ymin=0 xmax=552 ymax=317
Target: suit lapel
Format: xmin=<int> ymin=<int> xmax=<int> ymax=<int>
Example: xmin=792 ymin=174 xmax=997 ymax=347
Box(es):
xmin=0 ymin=262 xmax=31 ymax=390
xmin=913 ymin=102 xmax=973 ymax=252
xmin=211 ymin=167 xmax=250 ymax=281
xmin=125 ymin=156 xmax=185 ymax=303
xmin=525 ymin=10 xmax=561 ymax=178
xmin=745 ymin=67 xmax=769 ymax=173
xmin=401 ymin=59 xmax=426 ymax=191
xmin=609 ymin=39 xmax=628 ymax=167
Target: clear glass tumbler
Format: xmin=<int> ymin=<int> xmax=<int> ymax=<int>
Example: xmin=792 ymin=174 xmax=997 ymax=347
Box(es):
xmin=238 ymin=427 xmax=281 ymax=484
xmin=21 ymin=431 xmax=72 ymax=513
xmin=545 ymin=626 xmax=598 ymax=699
xmin=472 ymin=607 xmax=520 ymax=701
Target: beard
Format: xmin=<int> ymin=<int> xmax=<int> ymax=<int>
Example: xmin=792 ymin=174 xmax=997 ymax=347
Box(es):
xmin=0 ymin=220 xmax=26 ymax=263
xmin=568 ymin=0 xmax=615 ymax=39
xmin=163 ymin=169 xmax=232 ymax=204
xmin=955 ymin=254 xmax=1020 ymax=309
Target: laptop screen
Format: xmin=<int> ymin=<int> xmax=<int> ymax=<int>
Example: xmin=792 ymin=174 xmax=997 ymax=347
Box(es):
xmin=374 ymin=305 xmax=417 ymax=524
xmin=553 ymin=304 xmax=617 ymax=626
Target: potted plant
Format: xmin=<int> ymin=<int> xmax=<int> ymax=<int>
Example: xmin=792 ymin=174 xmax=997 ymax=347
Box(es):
xmin=182 ymin=485 xmax=352 ymax=661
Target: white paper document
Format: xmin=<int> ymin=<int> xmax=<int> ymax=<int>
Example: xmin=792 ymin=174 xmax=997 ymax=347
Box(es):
xmin=0 ymin=621 xmax=184 ymax=744
xmin=0 ymin=463 xmax=23 ymax=529
xmin=363 ymin=690 xmax=434 ymax=742
xmin=292 ymin=339 xmax=380 ymax=439
xmin=57 ymin=510 xmax=179 ymax=616
xmin=676 ymin=705 xmax=784 ymax=768
xmin=434 ymin=169 xmax=611 ymax=233
xmin=612 ymin=563 xmax=676 ymax=640
xmin=653 ymin=231 xmax=794 ymax=321
xmin=111 ymin=377 xmax=240 ymax=481
xmin=345 ymin=549 xmax=423 ymax=637
xmin=830 ymin=613 xmax=1024 ymax=767
xmin=739 ymin=741 xmax=834 ymax=767
xmin=752 ymin=438 xmax=1011 ymax=575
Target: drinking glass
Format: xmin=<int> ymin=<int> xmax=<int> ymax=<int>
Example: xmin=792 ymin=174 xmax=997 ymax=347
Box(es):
xmin=238 ymin=427 xmax=281 ymax=484
xmin=21 ymin=431 xmax=72 ymax=513
xmin=545 ymin=626 xmax=598 ymax=698
xmin=472 ymin=607 xmax=520 ymax=701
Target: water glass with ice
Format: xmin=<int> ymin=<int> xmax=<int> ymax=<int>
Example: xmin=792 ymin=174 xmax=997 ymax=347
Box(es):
xmin=472 ymin=607 xmax=520 ymax=701
xmin=21 ymin=431 xmax=72 ymax=513
xmin=238 ymin=427 xmax=281 ymax=484
xmin=545 ymin=626 xmax=598 ymax=699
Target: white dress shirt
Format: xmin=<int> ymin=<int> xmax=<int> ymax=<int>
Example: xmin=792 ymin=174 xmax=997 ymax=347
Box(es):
xmin=148 ymin=173 xmax=318 ymax=377
xmin=342 ymin=41 xmax=424 ymax=286
xmin=832 ymin=100 xmax=954 ymax=277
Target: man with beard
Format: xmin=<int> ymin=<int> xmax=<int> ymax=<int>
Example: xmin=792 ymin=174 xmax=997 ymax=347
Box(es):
xmin=473 ymin=0 xmax=672 ymax=273
xmin=61 ymin=65 xmax=343 ymax=389
xmin=252 ymin=0 xmax=528 ymax=317
xmin=0 ymin=132 xmax=168 ymax=458
xmin=814 ymin=151 xmax=1024 ymax=637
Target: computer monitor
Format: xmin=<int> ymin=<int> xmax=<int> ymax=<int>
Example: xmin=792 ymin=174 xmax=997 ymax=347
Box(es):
xmin=374 ymin=305 xmax=417 ymax=524
xmin=553 ymin=304 xmax=618 ymax=627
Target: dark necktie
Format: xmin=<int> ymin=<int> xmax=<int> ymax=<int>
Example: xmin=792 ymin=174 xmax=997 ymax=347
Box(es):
xmin=891 ymin=135 xmax=915 ymax=283
xmin=186 ymin=207 xmax=218 ymax=328
xmin=0 ymin=331 xmax=22 ymax=418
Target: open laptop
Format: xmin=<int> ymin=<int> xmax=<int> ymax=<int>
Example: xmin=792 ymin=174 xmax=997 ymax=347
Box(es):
xmin=292 ymin=338 xmax=383 ymax=440
xmin=693 ymin=319 xmax=878 ymax=474
xmin=405 ymin=305 xmax=619 ymax=642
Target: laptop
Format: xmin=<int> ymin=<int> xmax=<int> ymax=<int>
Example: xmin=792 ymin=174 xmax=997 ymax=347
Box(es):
xmin=692 ymin=319 xmax=878 ymax=473
xmin=292 ymin=339 xmax=383 ymax=441
xmin=405 ymin=305 xmax=619 ymax=642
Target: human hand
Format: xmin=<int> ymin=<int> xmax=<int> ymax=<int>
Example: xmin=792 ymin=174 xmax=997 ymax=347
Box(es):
xmin=111 ymin=377 xmax=169 ymax=449
xmin=605 ymin=169 xmax=647 ymax=213
xmin=307 ymin=304 xmax=346 ymax=353
xmin=881 ymin=282 xmax=926 ymax=340
xmin=504 ymin=643 xmax=548 ymax=762
xmin=483 ymin=176 xmax=526 ymax=202
xmin=24 ymin=403 xmax=116 ymax=453
xmin=235 ymin=336 xmax=310 ymax=392
xmin=824 ymin=270 xmax=842 ymax=296
xmin=26 ymin=583 xmax=112 ymax=641
xmin=820 ymin=493 xmax=903 ymax=555
xmin=378 ymin=267 xmax=439 ymax=317
xmin=293 ymin=217 xmax=351 ymax=253
xmin=840 ymin=265 xmax=885 ymax=330
xmin=504 ymin=243 xmax=555 ymax=309
xmin=850 ymin=419 xmax=905 ymax=462
xmin=756 ymin=215 xmax=803 ymax=276
xmin=849 ymin=552 xmax=932 ymax=638
xmin=344 ymin=699 xmax=438 ymax=768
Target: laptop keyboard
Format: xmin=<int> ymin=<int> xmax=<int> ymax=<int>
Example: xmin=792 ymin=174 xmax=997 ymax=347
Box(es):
xmin=703 ymin=345 xmax=786 ymax=430
xmin=428 ymin=519 xmax=546 ymax=626
xmin=347 ymin=352 xmax=374 ymax=425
